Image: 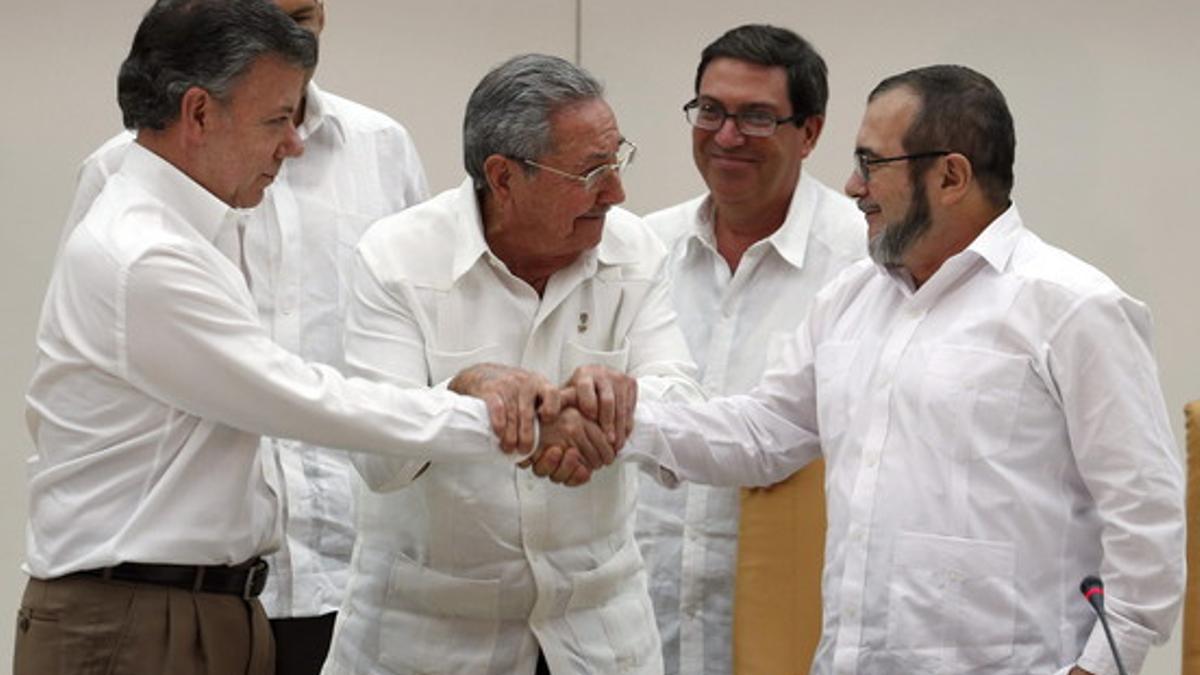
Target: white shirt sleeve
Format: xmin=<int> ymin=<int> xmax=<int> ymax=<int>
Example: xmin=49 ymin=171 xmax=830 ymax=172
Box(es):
xmin=118 ymin=243 xmax=508 ymax=463
xmin=626 ymin=319 xmax=821 ymax=487
xmin=1048 ymin=290 xmax=1186 ymax=674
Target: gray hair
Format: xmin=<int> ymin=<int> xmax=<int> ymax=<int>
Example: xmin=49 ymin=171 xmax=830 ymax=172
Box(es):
xmin=118 ymin=0 xmax=318 ymax=131
xmin=463 ymin=54 xmax=604 ymax=190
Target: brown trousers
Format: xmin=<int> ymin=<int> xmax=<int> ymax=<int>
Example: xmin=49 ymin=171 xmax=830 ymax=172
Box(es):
xmin=14 ymin=575 xmax=274 ymax=675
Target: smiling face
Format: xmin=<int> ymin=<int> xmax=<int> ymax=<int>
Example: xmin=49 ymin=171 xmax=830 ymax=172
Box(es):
xmin=845 ymin=86 xmax=933 ymax=266
xmin=199 ymin=55 xmax=307 ymax=208
xmin=692 ymin=57 xmax=818 ymax=215
xmin=500 ymin=97 xmax=627 ymax=268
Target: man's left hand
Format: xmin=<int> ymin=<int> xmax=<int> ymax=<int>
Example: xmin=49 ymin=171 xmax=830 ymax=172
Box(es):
xmin=562 ymin=365 xmax=637 ymax=451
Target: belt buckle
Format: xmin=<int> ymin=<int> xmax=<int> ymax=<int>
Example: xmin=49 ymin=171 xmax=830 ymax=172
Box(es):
xmin=242 ymin=559 xmax=267 ymax=600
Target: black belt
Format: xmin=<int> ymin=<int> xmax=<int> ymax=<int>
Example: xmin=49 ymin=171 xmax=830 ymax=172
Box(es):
xmin=76 ymin=558 xmax=268 ymax=599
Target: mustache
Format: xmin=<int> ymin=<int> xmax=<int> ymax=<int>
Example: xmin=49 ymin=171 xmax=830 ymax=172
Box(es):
xmin=706 ymin=148 xmax=760 ymax=162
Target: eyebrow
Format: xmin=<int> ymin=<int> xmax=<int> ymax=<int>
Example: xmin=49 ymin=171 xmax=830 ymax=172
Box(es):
xmin=696 ymin=95 xmax=779 ymax=112
xmin=266 ymin=104 xmax=297 ymax=119
xmin=577 ymin=138 xmax=625 ymax=165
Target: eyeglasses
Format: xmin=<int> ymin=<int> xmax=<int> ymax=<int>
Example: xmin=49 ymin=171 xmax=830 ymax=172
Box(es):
xmin=519 ymin=139 xmax=637 ymax=191
xmin=683 ymin=98 xmax=801 ymax=137
xmin=853 ymin=150 xmax=951 ymax=182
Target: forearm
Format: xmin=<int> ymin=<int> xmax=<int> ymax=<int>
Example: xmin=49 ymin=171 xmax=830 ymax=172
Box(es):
xmin=623 ymin=394 xmax=818 ymax=488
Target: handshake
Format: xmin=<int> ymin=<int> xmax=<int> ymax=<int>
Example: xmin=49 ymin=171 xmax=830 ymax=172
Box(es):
xmin=449 ymin=363 xmax=638 ymax=487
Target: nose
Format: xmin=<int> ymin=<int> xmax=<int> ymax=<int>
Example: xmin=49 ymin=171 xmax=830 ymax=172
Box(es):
xmin=714 ymin=116 xmax=745 ymax=148
xmin=596 ymin=169 xmax=626 ymax=206
xmin=278 ymin=122 xmax=305 ymax=159
xmin=844 ymin=168 xmax=866 ymax=198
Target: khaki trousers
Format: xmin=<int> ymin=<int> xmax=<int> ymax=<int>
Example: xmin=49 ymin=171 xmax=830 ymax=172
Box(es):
xmin=14 ymin=574 xmax=274 ymax=675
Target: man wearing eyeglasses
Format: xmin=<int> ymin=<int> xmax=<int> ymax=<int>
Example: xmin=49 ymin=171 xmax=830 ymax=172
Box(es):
xmin=634 ymin=24 xmax=864 ymax=675
xmin=322 ymin=53 xmax=703 ymax=675
xmin=617 ymin=64 xmax=1184 ymax=674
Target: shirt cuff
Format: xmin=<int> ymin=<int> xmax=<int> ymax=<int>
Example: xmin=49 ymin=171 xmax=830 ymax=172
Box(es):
xmin=1074 ymin=609 xmax=1155 ymax=675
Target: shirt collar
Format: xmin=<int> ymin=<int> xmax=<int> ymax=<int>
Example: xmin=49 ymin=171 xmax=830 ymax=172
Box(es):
xmin=682 ymin=171 xmax=817 ymax=270
xmin=296 ymin=80 xmax=346 ymax=145
xmin=123 ymin=141 xmax=241 ymax=245
xmin=875 ymin=202 xmax=1023 ymax=296
xmin=450 ymin=178 xmax=491 ymax=282
xmin=964 ymin=202 xmax=1023 ymax=273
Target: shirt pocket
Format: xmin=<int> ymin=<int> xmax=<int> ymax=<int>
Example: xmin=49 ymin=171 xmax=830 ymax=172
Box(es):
xmin=424 ymin=344 xmax=505 ymax=387
xmin=884 ymin=530 xmax=1017 ymax=671
xmin=379 ymin=552 xmax=506 ymax=673
xmin=560 ymin=337 xmax=631 ymax=376
xmin=565 ymin=537 xmax=659 ymax=671
xmin=917 ymin=345 xmax=1028 ymax=460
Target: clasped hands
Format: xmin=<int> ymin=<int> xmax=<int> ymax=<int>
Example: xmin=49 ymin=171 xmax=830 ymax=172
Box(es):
xmin=449 ymin=363 xmax=637 ymax=486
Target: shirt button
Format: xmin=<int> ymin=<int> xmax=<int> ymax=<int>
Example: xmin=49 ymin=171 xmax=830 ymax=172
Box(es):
xmin=864 ymin=451 xmax=879 ymax=468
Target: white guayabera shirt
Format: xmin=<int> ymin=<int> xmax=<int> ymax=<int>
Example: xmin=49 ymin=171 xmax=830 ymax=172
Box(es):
xmin=635 ymin=171 xmax=865 ymax=675
xmin=25 ymin=145 xmax=514 ymax=580
xmin=323 ymin=180 xmax=704 ymax=675
xmin=629 ymin=206 xmax=1185 ymax=675
xmin=57 ymin=81 xmax=430 ymax=619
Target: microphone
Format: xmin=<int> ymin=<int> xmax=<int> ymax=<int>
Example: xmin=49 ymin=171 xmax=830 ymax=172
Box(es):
xmin=1079 ymin=576 xmax=1129 ymax=675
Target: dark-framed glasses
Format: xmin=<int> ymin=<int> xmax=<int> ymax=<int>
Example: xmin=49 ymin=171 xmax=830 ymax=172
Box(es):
xmin=520 ymin=138 xmax=637 ymax=191
xmin=683 ymin=98 xmax=801 ymax=137
xmin=853 ymin=150 xmax=951 ymax=182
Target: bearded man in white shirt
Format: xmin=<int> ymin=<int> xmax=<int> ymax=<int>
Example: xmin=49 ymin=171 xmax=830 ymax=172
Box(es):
xmin=322 ymin=54 xmax=704 ymax=675
xmin=616 ymin=65 xmax=1186 ymax=674
xmin=57 ymin=2 xmax=431 ymax=672
xmin=634 ymin=25 xmax=864 ymax=675
xmin=18 ymin=3 xmax=578 ymax=674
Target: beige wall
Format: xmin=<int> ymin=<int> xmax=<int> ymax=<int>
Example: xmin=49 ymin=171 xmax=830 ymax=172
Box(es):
xmin=1 ymin=0 xmax=1195 ymax=670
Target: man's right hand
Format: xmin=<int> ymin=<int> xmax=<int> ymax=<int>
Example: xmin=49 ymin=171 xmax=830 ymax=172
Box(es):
xmin=449 ymin=363 xmax=563 ymax=456
xmin=517 ymin=407 xmax=616 ymax=486
xmin=525 ymin=446 xmax=593 ymax=486
xmin=536 ymin=407 xmax=615 ymax=469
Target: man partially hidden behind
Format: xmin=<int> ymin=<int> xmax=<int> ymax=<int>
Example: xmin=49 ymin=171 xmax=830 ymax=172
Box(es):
xmin=58 ymin=2 xmax=431 ymax=671
xmin=18 ymin=2 xmax=559 ymax=673
xmin=635 ymin=25 xmax=864 ymax=675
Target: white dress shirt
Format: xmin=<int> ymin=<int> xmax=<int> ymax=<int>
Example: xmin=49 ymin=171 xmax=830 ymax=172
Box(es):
xmin=323 ymin=179 xmax=704 ymax=675
xmin=25 ymin=144 xmax=510 ymax=580
xmin=635 ymin=172 xmax=865 ymax=675
xmin=57 ymin=82 xmax=430 ymax=619
xmin=628 ymin=205 xmax=1185 ymax=675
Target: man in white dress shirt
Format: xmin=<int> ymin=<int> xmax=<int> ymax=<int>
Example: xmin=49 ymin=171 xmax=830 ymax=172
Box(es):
xmin=17 ymin=3 xmax=565 ymax=674
xmin=322 ymin=54 xmax=704 ymax=675
xmin=634 ymin=25 xmax=864 ymax=675
xmin=621 ymin=65 xmax=1185 ymax=674
xmin=57 ymin=2 xmax=430 ymax=672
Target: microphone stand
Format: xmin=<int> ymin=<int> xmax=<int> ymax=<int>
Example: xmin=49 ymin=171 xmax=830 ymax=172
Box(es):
xmin=1079 ymin=576 xmax=1129 ymax=675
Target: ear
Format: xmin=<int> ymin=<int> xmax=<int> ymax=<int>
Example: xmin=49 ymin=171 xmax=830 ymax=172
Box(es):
xmin=936 ymin=152 xmax=974 ymax=205
xmin=483 ymin=154 xmax=518 ymax=203
xmin=178 ymin=86 xmax=215 ymax=145
xmin=795 ymin=114 xmax=825 ymax=159
xmin=314 ymin=1 xmax=327 ymax=34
